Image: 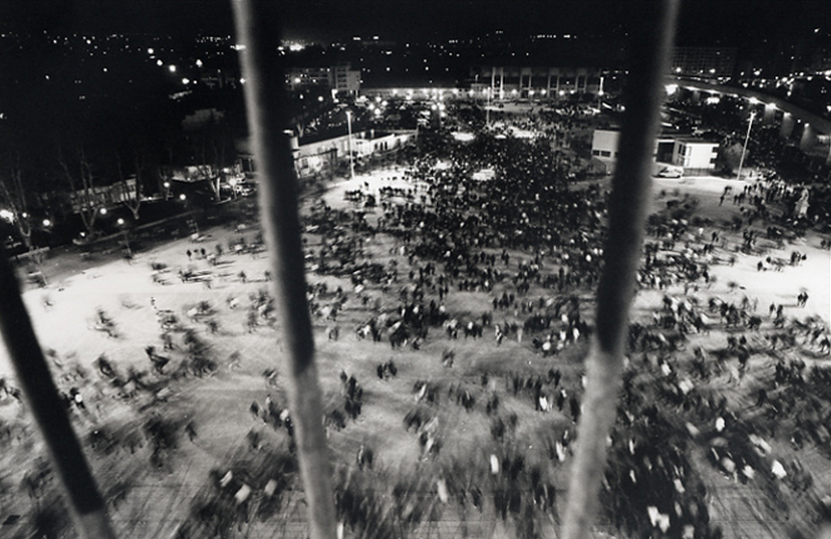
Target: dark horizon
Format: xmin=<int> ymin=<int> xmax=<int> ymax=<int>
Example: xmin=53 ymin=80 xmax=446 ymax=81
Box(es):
xmin=1 ymin=1 xmax=829 ymax=47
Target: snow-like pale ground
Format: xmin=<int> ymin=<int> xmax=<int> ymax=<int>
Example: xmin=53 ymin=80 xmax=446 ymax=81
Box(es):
xmin=1 ymin=172 xmax=829 ymax=377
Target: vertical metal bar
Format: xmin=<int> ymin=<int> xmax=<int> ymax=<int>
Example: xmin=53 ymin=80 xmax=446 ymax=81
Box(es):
xmin=230 ymin=2 xmax=337 ymax=539
xmin=0 ymin=244 xmax=117 ymax=539
xmin=560 ymin=2 xmax=680 ymax=539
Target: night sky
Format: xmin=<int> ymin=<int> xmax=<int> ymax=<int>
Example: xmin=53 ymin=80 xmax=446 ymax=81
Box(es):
xmin=1 ymin=1 xmax=829 ymax=46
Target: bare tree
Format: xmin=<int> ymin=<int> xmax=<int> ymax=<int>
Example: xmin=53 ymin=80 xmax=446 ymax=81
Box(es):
xmin=0 ymin=149 xmax=34 ymax=249
xmin=187 ymin=114 xmax=231 ymax=202
xmin=58 ymin=146 xmax=103 ymax=236
xmin=114 ymin=151 xmax=144 ymax=221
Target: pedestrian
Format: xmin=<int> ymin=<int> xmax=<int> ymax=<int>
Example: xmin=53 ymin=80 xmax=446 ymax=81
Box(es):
xmin=185 ymin=420 xmax=198 ymax=442
xmin=186 ymin=249 xmax=192 ymax=261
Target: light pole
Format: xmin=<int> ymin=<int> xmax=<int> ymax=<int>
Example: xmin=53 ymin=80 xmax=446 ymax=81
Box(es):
xmin=117 ymin=218 xmax=132 ymax=259
xmin=346 ymin=110 xmax=355 ymax=180
xmin=736 ymin=111 xmax=756 ymax=181
xmin=180 ymin=194 xmax=199 ymax=237
xmin=486 ymin=86 xmax=491 ymax=127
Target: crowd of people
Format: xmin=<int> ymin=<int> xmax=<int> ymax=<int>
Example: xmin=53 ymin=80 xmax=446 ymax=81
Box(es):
xmin=2 ymin=106 xmax=830 ymax=538
xmin=287 ymin=123 xmax=830 ymax=537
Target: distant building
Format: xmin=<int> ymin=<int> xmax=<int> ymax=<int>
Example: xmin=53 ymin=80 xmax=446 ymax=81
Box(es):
xmin=290 ymin=129 xmax=414 ymax=178
xmin=198 ymin=68 xmax=240 ymax=89
xmin=671 ymin=47 xmax=737 ymax=80
xmin=329 ymin=63 xmax=362 ymax=95
xmin=471 ymin=66 xmax=604 ymax=99
xmin=66 ymin=178 xmax=137 ymax=214
xmin=591 ymin=128 xmax=719 ymax=175
xmin=166 ymin=165 xmax=218 ymax=182
xmin=286 ymin=67 xmax=331 ymax=92
xmin=282 ymin=63 xmax=361 ymax=95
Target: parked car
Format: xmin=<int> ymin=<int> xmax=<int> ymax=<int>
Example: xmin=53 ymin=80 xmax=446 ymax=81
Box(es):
xmin=656 ymin=165 xmax=684 ymax=178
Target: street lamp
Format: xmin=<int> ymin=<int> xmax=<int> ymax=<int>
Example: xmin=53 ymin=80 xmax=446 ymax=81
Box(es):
xmin=736 ymin=111 xmax=756 ymax=180
xmin=117 ymin=218 xmax=131 ymax=258
xmin=346 ymin=110 xmax=355 ymax=180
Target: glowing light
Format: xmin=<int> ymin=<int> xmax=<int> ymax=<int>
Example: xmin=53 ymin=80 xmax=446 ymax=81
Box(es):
xmin=748 ymin=97 xmax=759 ymax=105
xmin=665 ymin=84 xmax=678 ymax=95
xmin=0 ymin=209 xmax=13 ymax=222
xmin=42 ymin=219 xmax=51 ymax=227
xmin=179 ymin=194 xmax=187 ymax=201
xmin=117 ymin=218 xmax=124 ymax=226
xmin=195 ymin=59 xmax=203 ymax=68
xmin=156 ymin=59 xmax=163 ymax=66
xmin=147 ymin=48 xmax=154 ymax=55
xmin=182 ymin=78 xmax=190 ymax=84
xmin=99 ymin=208 xmax=107 ymax=215
xmin=168 ymin=65 xmax=177 ymax=73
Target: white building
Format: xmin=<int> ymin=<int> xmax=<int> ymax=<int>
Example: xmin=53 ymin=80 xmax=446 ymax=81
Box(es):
xmin=591 ymin=128 xmax=719 ymax=175
xmin=671 ymin=137 xmax=720 ymax=174
xmin=291 ymin=130 xmax=415 ymax=178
